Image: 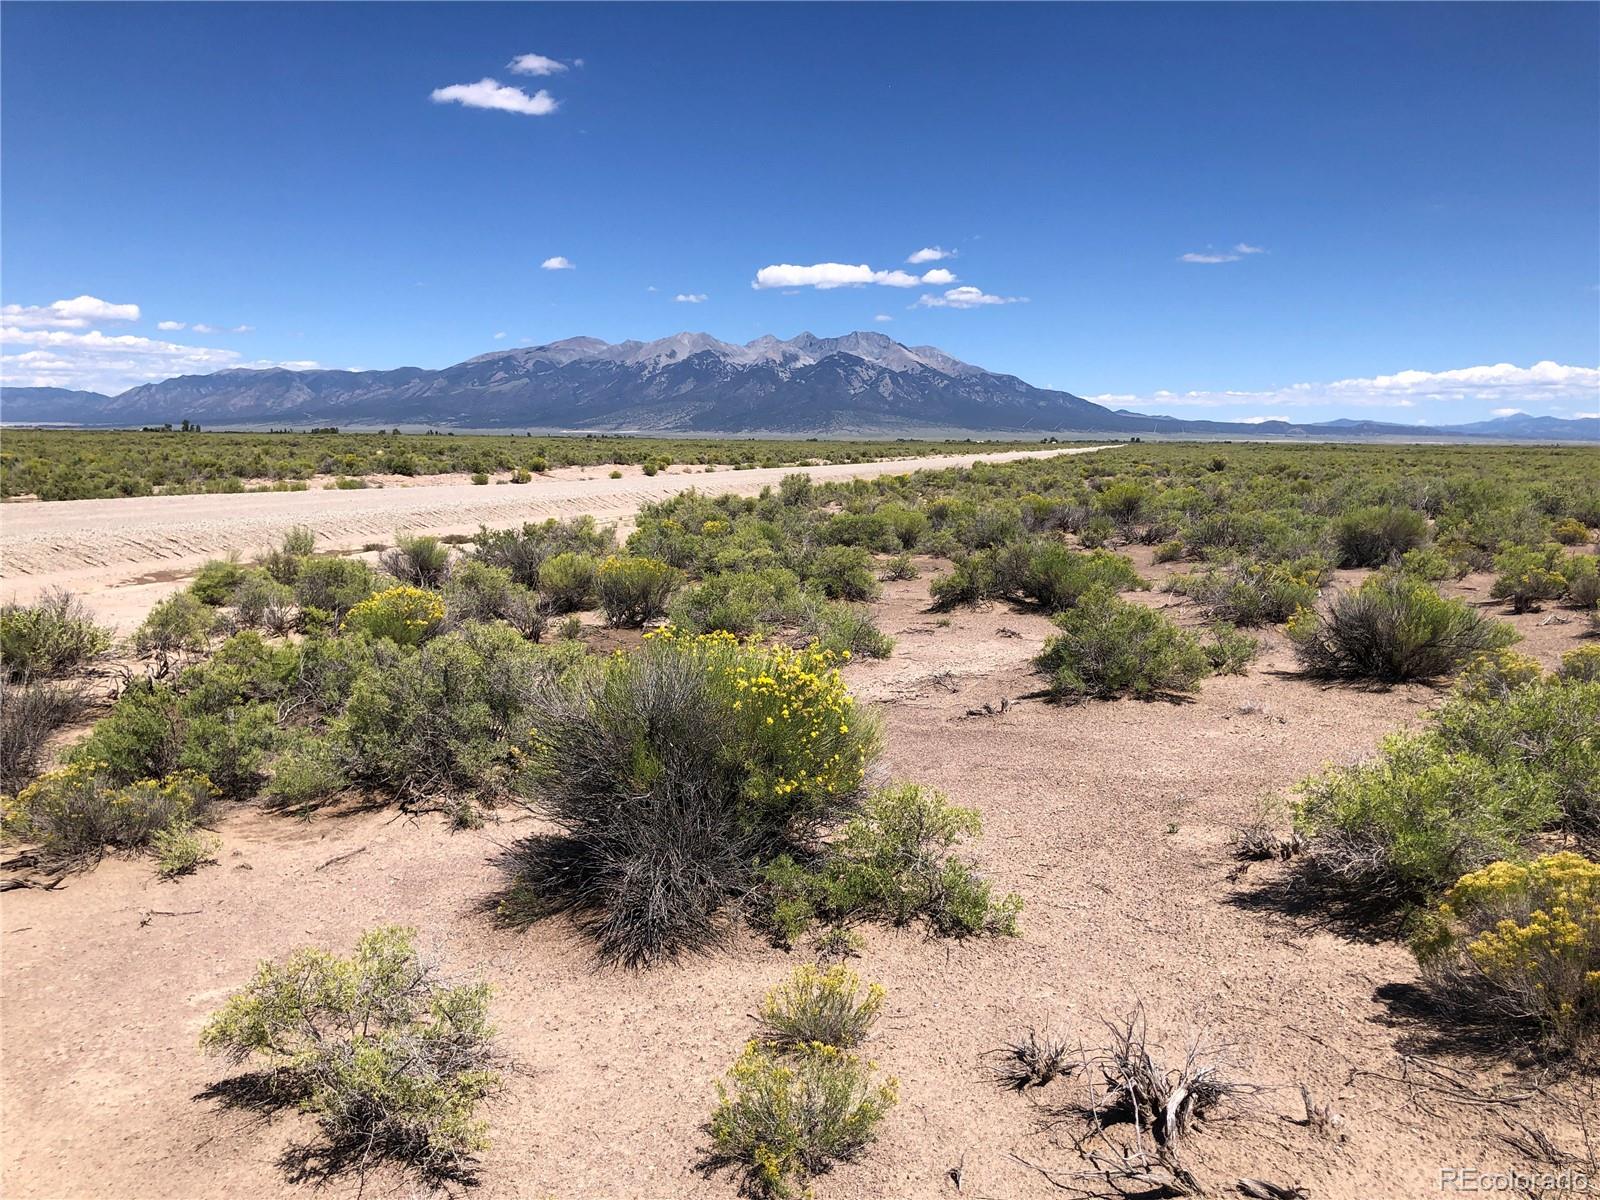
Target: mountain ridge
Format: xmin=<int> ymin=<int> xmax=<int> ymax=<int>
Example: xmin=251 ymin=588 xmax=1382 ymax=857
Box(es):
xmin=3 ymin=331 xmax=1596 ymax=441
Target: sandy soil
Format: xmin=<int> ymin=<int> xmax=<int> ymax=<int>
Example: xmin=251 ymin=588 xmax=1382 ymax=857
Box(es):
xmin=2 ymin=560 xmax=1593 ymax=1200
xmin=0 ymin=447 xmax=1104 ymax=633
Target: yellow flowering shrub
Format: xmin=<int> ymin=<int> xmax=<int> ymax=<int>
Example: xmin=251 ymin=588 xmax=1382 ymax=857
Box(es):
xmin=709 ymin=1040 xmax=897 ymax=1199
xmin=340 ymin=585 xmax=445 ymax=646
xmin=1414 ymin=852 xmax=1600 ymax=1047
xmin=2 ymin=762 xmax=216 ymax=868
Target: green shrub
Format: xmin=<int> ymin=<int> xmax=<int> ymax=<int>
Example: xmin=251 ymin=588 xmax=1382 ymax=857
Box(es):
xmin=757 ymin=784 xmax=1022 ymax=945
xmin=134 ymin=592 xmax=215 ymax=656
xmin=190 ymin=557 xmax=247 ymax=606
xmin=1551 ymin=517 xmax=1591 ymax=546
xmin=498 ymin=630 xmax=878 ymax=965
xmin=474 ymin=518 xmax=615 ymax=587
xmin=0 ymin=590 xmax=110 ymax=682
xmin=808 ymin=545 xmax=879 ymax=602
xmin=1490 ymin=544 xmax=1568 ymax=613
xmin=2 ymin=764 xmax=215 ymax=869
xmin=1293 ymin=734 xmax=1554 ymax=910
xmin=1020 ymin=544 xmax=1145 ymax=611
xmin=708 ymin=1041 xmax=896 ymax=1200
xmin=152 ymin=820 xmax=221 ymax=878
xmin=669 ymin=568 xmax=815 ymax=638
xmin=595 ymin=555 xmax=678 ymax=627
xmin=1562 ymin=554 xmax=1600 ymax=608
xmin=1334 ymin=505 xmax=1430 ymax=567
xmin=1035 ymin=587 xmax=1210 ymax=701
xmin=759 ymin=964 xmax=884 ymax=1052
xmin=293 ymin=556 xmax=379 ymax=618
xmin=1398 ymin=546 xmax=1464 ymax=583
xmin=1201 ymin=622 xmax=1259 ymax=674
xmin=443 ymin=558 xmax=547 ymax=638
xmin=1168 ymin=558 xmax=1322 ymax=626
xmin=231 ymin=571 xmax=295 ymax=630
xmin=258 ymin=526 xmax=314 ymax=585
xmin=263 ymin=736 xmax=348 ymax=810
xmin=1558 ymin=645 xmax=1600 ymax=683
xmin=1287 ymin=572 xmax=1517 ymax=683
xmin=928 ymin=543 xmax=1031 ymax=609
xmin=538 ymin=551 xmax=598 ymax=612
xmin=809 ymin=604 xmax=894 ymax=660
xmin=68 ymin=681 xmax=182 ymax=783
xmin=880 ymin=552 xmax=919 ymax=581
xmin=1413 ymin=853 xmax=1599 ymax=1049
xmin=200 ymin=926 xmax=501 ymax=1179
xmin=381 ymin=533 xmax=452 ymax=588
xmin=339 ymin=622 xmax=562 ymax=803
xmin=471 ymin=472 xmax=489 ymax=485
xmin=341 ymin=585 xmax=446 ymax=646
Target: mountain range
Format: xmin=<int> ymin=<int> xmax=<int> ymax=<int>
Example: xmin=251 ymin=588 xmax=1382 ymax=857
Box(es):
xmin=2 ymin=331 xmax=1595 ymax=441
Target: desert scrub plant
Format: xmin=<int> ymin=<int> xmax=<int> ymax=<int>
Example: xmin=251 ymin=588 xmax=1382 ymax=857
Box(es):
xmin=757 ymin=783 xmax=1022 ymax=945
xmin=473 ymin=516 xmax=614 ymax=587
xmin=1167 ymin=558 xmax=1322 ymax=626
xmin=880 ymin=551 xmax=919 ymax=581
xmin=0 ymin=679 xmax=86 ymax=793
xmin=231 ymin=571 xmax=295 ymax=630
xmin=707 ymin=1041 xmax=897 ymax=1200
xmin=443 ymin=559 xmax=547 ymax=639
xmin=2 ymin=764 xmax=215 ymax=870
xmin=381 ymin=533 xmax=452 ymax=588
xmin=133 ymin=592 xmax=216 ymax=656
xmin=667 ymin=568 xmax=816 ymax=638
xmin=1287 ymin=571 xmax=1517 ymax=683
xmin=498 ymin=629 xmax=879 ymax=965
xmin=808 ymin=603 xmax=893 ymax=660
xmin=1333 ymin=505 xmax=1430 ymax=567
xmin=189 ymin=556 xmax=248 ymax=606
xmin=989 ymin=1026 xmax=1077 ymax=1091
xmin=341 ymin=585 xmax=445 ymax=646
xmin=1020 ymin=543 xmax=1146 ymax=611
xmin=759 ymin=964 xmax=884 ymax=1052
xmin=0 ymin=590 xmax=111 ymax=682
xmin=151 ymin=820 xmax=221 ymax=878
xmin=1035 ymin=586 xmax=1210 ymax=701
xmin=200 ymin=926 xmax=502 ymax=1180
xmin=1412 ymin=853 xmax=1599 ymax=1050
xmin=538 ymin=551 xmax=598 ymax=613
xmin=1491 ymin=544 xmax=1569 ymax=613
xmin=1200 ymin=622 xmax=1259 ymax=674
xmin=1552 ymin=517 xmax=1593 ymax=546
xmin=292 ymin=555 xmax=379 ymax=620
xmin=1559 ymin=645 xmax=1600 ymax=684
xmin=807 ymin=544 xmax=880 ymax=602
xmin=1292 ymin=735 xmax=1553 ymax=911
xmin=595 ymin=555 xmax=679 ymax=627
xmin=258 ymin=525 xmax=316 ymax=584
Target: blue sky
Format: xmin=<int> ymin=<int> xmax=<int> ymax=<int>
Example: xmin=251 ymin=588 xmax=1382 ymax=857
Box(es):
xmin=3 ymin=2 xmax=1597 ymax=423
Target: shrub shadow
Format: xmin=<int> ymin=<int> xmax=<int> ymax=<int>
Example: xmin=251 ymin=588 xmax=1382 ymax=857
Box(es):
xmin=1222 ymin=866 xmax=1410 ymax=944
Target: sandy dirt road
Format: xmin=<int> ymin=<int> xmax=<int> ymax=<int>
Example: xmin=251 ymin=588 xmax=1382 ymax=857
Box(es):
xmin=0 ymin=446 xmax=1110 ymax=630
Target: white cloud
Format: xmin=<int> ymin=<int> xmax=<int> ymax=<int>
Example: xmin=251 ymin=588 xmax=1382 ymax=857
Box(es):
xmin=752 ymin=262 xmax=959 ymax=290
xmin=2 ymin=326 xmax=243 ymax=393
xmin=189 ymin=323 xmax=253 ymax=335
xmin=507 ymin=53 xmax=569 ymax=77
xmin=1238 ymin=415 xmax=1291 ymax=424
xmin=1179 ymin=251 xmax=1241 ymax=264
xmin=431 ymin=78 xmax=558 ymax=116
xmin=912 ymin=285 xmax=1027 ymax=309
xmin=1084 ymin=361 xmax=1600 ymax=422
xmin=541 ymin=256 xmax=575 ymax=270
xmin=157 ymin=320 xmax=186 ymax=331
xmin=673 ymin=293 xmax=708 ymax=304
xmin=873 ymin=314 xmax=893 ymax=323
xmin=493 ymin=331 xmax=508 ymax=339
xmin=1490 ymin=407 xmax=1524 ymax=417
xmin=1234 ymin=243 xmax=1267 ymax=255
xmin=2 ymin=295 xmax=140 ymax=329
xmin=907 ymin=246 xmax=955 ymax=264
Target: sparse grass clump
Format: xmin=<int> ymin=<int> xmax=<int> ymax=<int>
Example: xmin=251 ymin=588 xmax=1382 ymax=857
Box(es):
xmin=990 ymin=1026 xmax=1077 ymax=1091
xmin=200 ymin=926 xmax=502 ymax=1180
xmin=1288 ymin=571 xmax=1517 ymax=683
xmin=1035 ymin=587 xmax=1210 ymax=701
xmin=0 ymin=590 xmax=111 ymax=682
xmin=708 ymin=1040 xmax=897 ymax=1199
xmin=152 ymin=820 xmax=221 ymax=878
xmin=2 ymin=764 xmax=215 ymax=870
xmin=1413 ymin=853 xmax=1600 ymax=1051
